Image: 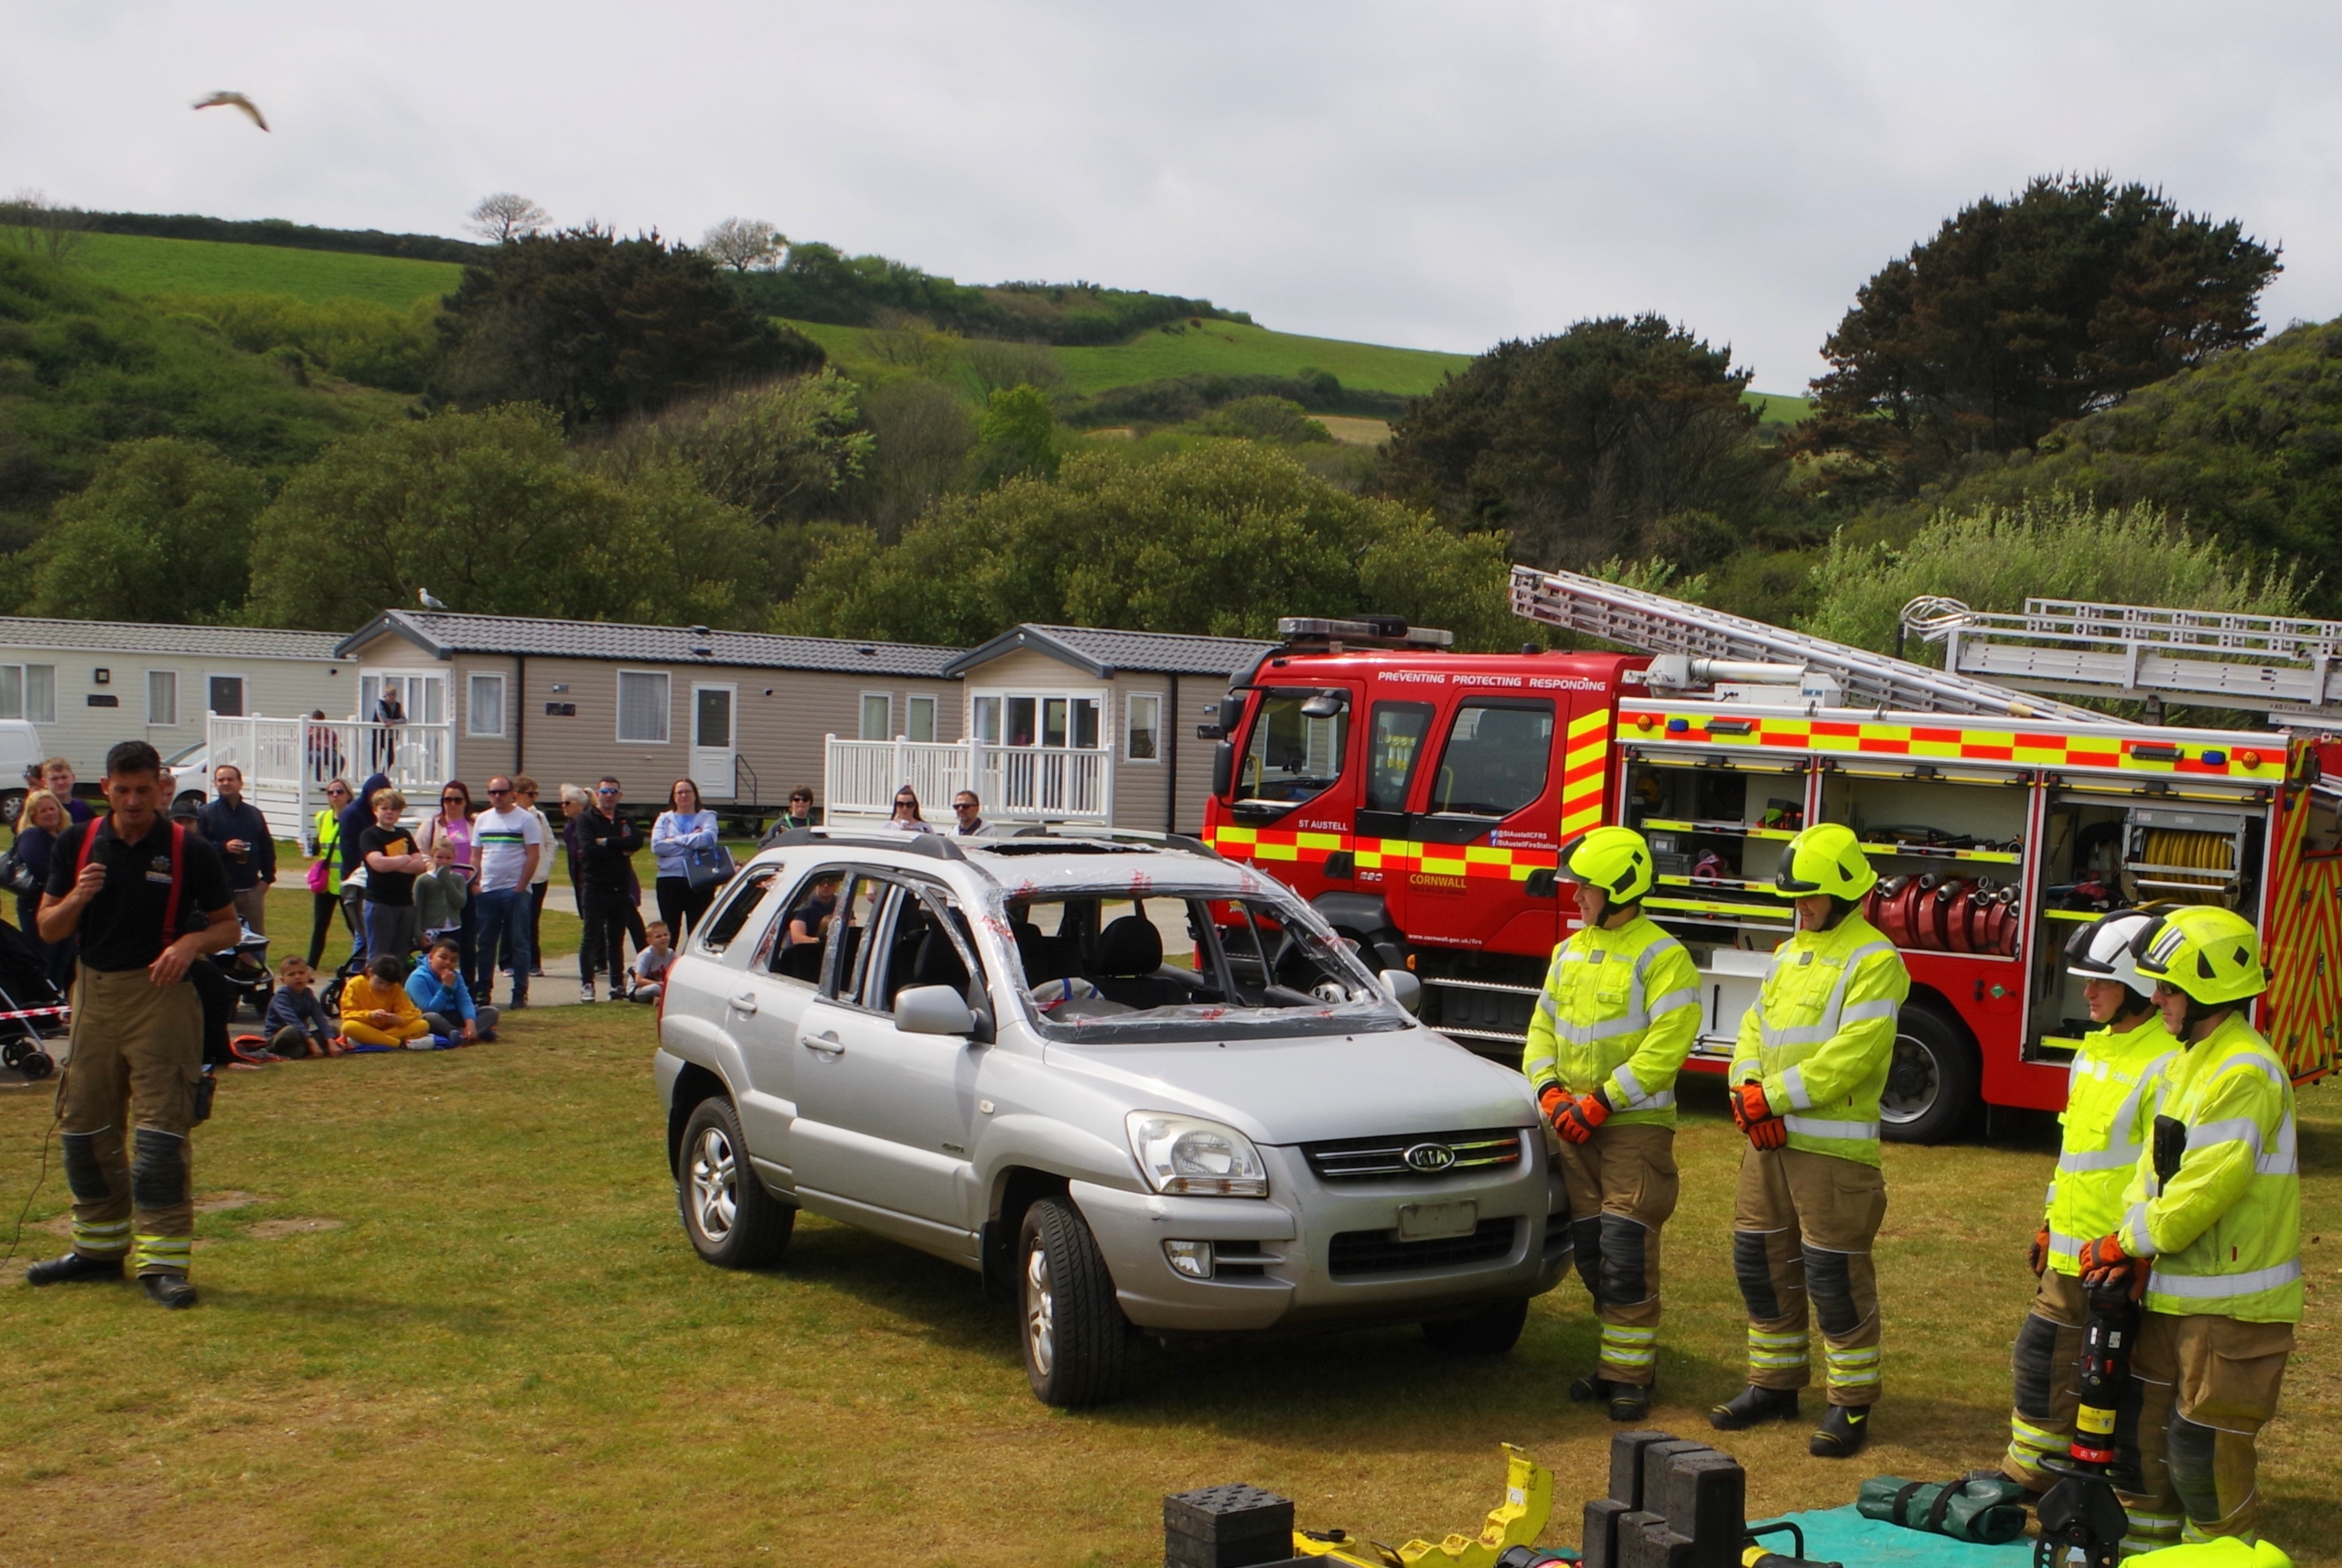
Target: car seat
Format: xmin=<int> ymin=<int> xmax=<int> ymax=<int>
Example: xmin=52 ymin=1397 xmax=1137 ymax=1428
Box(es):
xmin=1089 ymin=916 xmax=1187 ymax=1009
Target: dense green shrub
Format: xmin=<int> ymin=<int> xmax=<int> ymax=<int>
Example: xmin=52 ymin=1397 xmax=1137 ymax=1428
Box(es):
xmin=155 ymin=291 xmax=441 ymax=392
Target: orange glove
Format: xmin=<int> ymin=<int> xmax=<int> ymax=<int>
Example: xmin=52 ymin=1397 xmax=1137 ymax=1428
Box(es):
xmin=2028 ymin=1228 xmax=2050 ymax=1277
xmin=1554 ymin=1090 xmax=1611 ymax=1145
xmin=1538 ymin=1084 xmax=1571 ymax=1132
xmin=1733 ymin=1081 xmax=1786 ymax=1150
xmin=2079 ymin=1233 xmax=2148 ymax=1299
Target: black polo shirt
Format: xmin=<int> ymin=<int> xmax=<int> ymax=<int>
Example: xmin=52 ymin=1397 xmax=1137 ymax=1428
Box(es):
xmin=47 ymin=816 xmax=233 ymax=973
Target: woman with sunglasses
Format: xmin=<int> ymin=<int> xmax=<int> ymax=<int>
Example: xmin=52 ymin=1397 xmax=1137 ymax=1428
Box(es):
xmin=423 ymin=780 xmax=480 ymax=987
xmin=886 ymin=786 xmax=935 ymax=834
xmin=306 ymin=779 xmax=357 ymax=968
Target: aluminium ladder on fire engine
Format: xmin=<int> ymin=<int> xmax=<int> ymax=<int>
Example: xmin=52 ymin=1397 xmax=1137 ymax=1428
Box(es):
xmin=1900 ymin=595 xmax=2342 ymax=728
xmin=1507 ymin=565 xmax=2120 ymax=725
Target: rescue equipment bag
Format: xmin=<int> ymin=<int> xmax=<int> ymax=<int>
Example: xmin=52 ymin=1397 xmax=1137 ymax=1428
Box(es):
xmin=1855 ymin=1470 xmax=2028 ymax=1544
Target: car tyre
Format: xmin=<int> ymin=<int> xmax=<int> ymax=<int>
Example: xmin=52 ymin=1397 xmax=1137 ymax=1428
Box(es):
xmin=1421 ymin=1296 xmax=1529 ymax=1355
xmin=0 ymin=789 xmax=23 ymax=829
xmin=677 ymin=1097 xmax=792 ymax=1268
xmin=1017 ymin=1197 xmax=1128 ymax=1407
xmin=1880 ymin=1001 xmax=1981 ymax=1145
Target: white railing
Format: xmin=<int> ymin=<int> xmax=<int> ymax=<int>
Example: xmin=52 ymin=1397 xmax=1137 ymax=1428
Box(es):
xmin=207 ymin=714 xmax=454 ymax=846
xmin=824 ymin=736 xmax=1113 ymax=825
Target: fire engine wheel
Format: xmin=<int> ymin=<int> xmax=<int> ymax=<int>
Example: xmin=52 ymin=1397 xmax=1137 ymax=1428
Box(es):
xmin=1880 ymin=1004 xmax=1981 ymax=1145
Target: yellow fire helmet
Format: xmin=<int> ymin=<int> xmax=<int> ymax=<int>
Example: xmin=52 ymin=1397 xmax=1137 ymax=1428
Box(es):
xmin=1773 ymin=822 xmax=1879 ymax=900
xmin=1559 ymin=825 xmax=1655 ymax=906
xmin=2131 ymin=904 xmax=2268 ymax=1007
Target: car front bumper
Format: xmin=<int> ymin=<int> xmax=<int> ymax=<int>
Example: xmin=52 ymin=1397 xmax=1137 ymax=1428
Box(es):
xmin=1070 ymin=1134 xmax=1570 ymax=1334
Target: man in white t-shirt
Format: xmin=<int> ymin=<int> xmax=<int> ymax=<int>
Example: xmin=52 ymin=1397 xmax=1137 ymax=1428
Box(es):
xmin=470 ymin=776 xmax=546 ymax=1008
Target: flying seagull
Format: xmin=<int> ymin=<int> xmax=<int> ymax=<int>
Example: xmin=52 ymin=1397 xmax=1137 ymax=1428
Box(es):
xmin=193 ymin=91 xmax=269 ymax=132
xmin=418 ymin=587 xmax=447 ymax=610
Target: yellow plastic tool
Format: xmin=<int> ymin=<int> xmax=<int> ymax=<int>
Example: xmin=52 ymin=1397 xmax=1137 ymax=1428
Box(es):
xmin=1285 ymin=1444 xmax=1553 ymax=1568
xmin=2130 ymin=1541 xmax=2292 ymax=1568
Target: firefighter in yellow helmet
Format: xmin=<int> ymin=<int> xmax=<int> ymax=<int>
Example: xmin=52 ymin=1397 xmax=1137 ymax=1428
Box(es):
xmin=1711 ymin=822 xmax=1908 ymax=1459
xmin=1521 ymin=825 xmax=1700 ymax=1421
xmin=2076 ymin=906 xmax=2300 ymax=1550
xmin=2001 ymin=909 xmax=2177 ymax=1498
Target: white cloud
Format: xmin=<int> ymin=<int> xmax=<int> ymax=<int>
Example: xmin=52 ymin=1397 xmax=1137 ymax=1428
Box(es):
xmin=4 ymin=0 xmax=2337 ymax=391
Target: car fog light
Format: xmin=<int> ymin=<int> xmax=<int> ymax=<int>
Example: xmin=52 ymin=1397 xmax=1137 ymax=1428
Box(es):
xmin=1164 ymin=1240 xmax=1214 ymax=1280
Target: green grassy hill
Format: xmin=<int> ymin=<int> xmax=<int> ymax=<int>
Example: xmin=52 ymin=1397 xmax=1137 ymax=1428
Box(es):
xmin=72 ymin=231 xmax=459 ymax=309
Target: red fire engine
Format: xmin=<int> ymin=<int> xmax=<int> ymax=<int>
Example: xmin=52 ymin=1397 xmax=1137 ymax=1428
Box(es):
xmin=1200 ymin=570 xmax=2342 ymax=1142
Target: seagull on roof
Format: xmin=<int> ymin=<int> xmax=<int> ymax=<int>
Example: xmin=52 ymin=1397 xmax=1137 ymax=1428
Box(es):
xmin=192 ymin=91 xmax=270 ymax=131
xmin=418 ymin=588 xmax=447 ymax=610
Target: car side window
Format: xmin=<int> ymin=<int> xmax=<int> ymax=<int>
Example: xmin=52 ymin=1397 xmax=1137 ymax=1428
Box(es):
xmin=764 ymin=865 xmax=852 ymax=984
xmin=818 ymin=874 xmax=895 ymax=1004
xmin=697 ymin=865 xmax=783 ymax=955
xmin=867 ymin=886 xmax=987 ymax=1013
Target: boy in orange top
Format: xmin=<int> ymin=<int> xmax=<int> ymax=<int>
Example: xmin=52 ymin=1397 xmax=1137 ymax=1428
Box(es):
xmin=339 ymin=955 xmax=433 ymax=1049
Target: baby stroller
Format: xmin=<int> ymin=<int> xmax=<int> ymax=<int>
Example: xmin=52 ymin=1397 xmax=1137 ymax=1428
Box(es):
xmin=211 ymin=921 xmax=274 ymax=1021
xmin=0 ymin=918 xmax=69 ymax=1080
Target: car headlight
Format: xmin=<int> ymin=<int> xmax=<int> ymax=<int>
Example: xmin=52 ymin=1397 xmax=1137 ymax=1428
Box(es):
xmin=1125 ymin=1112 xmax=1269 ymax=1198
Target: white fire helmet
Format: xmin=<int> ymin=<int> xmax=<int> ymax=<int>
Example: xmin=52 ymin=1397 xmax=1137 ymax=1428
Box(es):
xmin=2063 ymin=908 xmax=2157 ymax=1002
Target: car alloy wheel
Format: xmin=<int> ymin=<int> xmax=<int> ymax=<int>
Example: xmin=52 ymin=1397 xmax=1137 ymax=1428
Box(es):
xmin=1025 ymin=1243 xmax=1057 ymax=1378
xmin=690 ymin=1124 xmax=738 ymax=1244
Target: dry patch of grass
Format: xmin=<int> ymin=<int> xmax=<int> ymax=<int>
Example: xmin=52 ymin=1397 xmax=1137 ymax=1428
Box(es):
xmin=2 ymin=1011 xmax=2336 ymax=1566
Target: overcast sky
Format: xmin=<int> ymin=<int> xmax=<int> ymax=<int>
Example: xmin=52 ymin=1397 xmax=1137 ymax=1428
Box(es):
xmin=7 ymin=2 xmax=2341 ymax=392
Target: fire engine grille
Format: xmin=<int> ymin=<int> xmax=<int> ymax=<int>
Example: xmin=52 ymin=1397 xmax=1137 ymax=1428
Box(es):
xmin=1327 ymin=1218 xmax=1520 ymax=1277
xmin=1300 ymin=1128 xmax=1525 ymax=1181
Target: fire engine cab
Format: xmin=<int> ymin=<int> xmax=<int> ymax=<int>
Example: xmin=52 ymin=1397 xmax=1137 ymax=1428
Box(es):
xmin=1200 ymin=570 xmax=2342 ymax=1143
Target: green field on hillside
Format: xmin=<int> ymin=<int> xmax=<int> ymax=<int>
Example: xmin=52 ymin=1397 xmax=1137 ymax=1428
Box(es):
xmin=72 ymin=231 xmax=461 ymax=309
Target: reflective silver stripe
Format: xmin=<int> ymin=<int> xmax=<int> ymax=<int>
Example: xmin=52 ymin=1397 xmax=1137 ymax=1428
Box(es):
xmin=1522 ymin=1056 xmax=1557 ymax=1075
xmin=1557 ymin=1015 xmax=1647 ymax=1044
xmin=2187 ymin=1116 xmax=2264 ymax=1155
xmin=1779 ymin=1064 xmax=1813 ymax=1111
xmin=1784 ymin=1115 xmax=1878 ymax=1141
xmin=1536 ymin=993 xmax=1560 ymax=1024
xmin=1839 ymin=997 xmax=1898 ymax=1025
xmin=2148 ymin=1260 xmax=2303 ymax=1298
xmin=2058 ymin=1145 xmax=2143 ymax=1173
xmin=2048 ymin=1231 xmax=2082 ymax=1260
xmin=1758 ymin=940 xmax=1896 ymax=1052
xmin=2120 ymin=1200 xmax=2155 ymax=1256
xmin=1648 ymin=987 xmax=1699 ymax=1017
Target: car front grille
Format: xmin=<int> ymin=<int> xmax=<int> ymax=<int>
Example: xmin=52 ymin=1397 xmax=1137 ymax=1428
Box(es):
xmin=1299 ymin=1127 xmax=1525 ymax=1181
xmin=1327 ymin=1218 xmax=1520 ymax=1277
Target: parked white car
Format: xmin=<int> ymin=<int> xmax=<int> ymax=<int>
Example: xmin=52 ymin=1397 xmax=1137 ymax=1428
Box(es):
xmin=654 ymin=827 xmax=1568 ymax=1406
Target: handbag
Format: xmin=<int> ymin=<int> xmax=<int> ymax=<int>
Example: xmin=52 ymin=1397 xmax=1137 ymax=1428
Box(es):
xmin=306 ymin=858 xmax=331 ymax=893
xmin=0 ymin=849 xmax=36 ymax=897
xmin=682 ymin=842 xmax=736 ymax=893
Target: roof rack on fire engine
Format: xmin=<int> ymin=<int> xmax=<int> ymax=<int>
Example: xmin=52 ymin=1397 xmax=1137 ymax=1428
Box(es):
xmin=1508 ymin=564 xmax=2114 ymax=725
xmin=1900 ymin=596 xmax=2342 ymax=727
xmin=1276 ymin=616 xmax=1455 ymax=652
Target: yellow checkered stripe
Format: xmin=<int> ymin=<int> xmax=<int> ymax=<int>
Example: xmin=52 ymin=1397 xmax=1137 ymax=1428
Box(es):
xmin=1208 ymin=826 xmax=1558 ymax=883
xmin=1619 ymin=706 xmax=2289 ymax=781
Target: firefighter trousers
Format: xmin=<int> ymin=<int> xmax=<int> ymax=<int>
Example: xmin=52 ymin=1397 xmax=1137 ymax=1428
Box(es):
xmin=56 ymin=969 xmax=205 ymax=1278
xmin=1732 ymin=1145 xmax=1885 ymax=1407
xmin=1555 ymin=1123 xmax=1679 ymax=1386
xmin=2120 ymin=1311 xmax=2294 ymax=1548
xmin=2004 ymin=1265 xmax=2090 ymax=1489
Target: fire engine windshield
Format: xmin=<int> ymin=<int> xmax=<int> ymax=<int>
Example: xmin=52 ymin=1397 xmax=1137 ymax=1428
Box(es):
xmin=1237 ymin=690 xmax=1348 ymax=810
xmin=987 ymin=886 xmax=1408 ymax=1042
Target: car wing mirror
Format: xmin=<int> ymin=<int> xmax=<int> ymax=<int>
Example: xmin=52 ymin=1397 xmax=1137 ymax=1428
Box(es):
xmin=894 ymin=983 xmax=977 ymax=1036
xmin=1380 ymin=968 xmax=1422 ymax=1015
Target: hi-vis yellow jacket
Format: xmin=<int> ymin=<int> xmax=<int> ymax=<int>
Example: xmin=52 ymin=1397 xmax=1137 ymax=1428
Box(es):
xmin=1521 ymin=914 xmax=1700 ymax=1129
xmin=2044 ymin=1016 xmax=2176 ymax=1277
xmin=1731 ymin=911 xmax=1909 ymax=1167
xmin=2117 ymin=1012 xmax=2302 ymax=1322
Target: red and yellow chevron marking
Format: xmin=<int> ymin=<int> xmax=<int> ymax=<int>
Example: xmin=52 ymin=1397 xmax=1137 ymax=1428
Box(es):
xmin=2262 ymin=766 xmax=2341 ymax=1085
xmin=1207 ymin=826 xmax=1558 ymax=883
xmin=1560 ymin=708 xmax=1610 ymax=836
xmin=1619 ymin=707 xmax=2289 ymax=783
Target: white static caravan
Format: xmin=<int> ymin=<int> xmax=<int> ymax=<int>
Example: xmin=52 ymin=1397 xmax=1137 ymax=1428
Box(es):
xmin=0 ymin=618 xmax=350 ymax=783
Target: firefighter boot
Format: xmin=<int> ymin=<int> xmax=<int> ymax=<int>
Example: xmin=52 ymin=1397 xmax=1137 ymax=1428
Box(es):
xmin=26 ymin=1251 xmax=125 ymax=1285
xmin=1568 ymin=1375 xmax=1652 ymax=1423
xmin=1810 ymin=1402 xmax=1871 ymax=1458
xmin=142 ymin=1273 xmax=199 ymax=1309
xmin=1710 ymin=1383 xmax=1799 ymax=1431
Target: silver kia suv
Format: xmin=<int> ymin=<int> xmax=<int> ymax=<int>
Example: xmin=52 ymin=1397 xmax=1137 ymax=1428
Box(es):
xmin=654 ymin=827 xmax=1568 ymax=1406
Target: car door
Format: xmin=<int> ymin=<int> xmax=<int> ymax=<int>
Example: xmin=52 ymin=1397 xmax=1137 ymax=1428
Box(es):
xmin=710 ymin=861 xmax=830 ymax=1179
xmin=790 ymin=872 xmax=987 ymax=1250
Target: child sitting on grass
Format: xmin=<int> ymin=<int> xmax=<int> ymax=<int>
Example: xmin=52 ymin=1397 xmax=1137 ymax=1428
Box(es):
xmin=407 ymin=938 xmax=497 ymax=1043
xmin=339 ymin=954 xmax=437 ymax=1051
xmin=626 ymin=921 xmax=675 ymax=1003
xmin=263 ymin=956 xmax=340 ymax=1059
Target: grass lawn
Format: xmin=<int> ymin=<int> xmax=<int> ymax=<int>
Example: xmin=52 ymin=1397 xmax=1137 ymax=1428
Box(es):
xmin=2 ymin=994 xmax=2335 ymax=1566
xmin=71 ymin=232 xmax=462 ymax=310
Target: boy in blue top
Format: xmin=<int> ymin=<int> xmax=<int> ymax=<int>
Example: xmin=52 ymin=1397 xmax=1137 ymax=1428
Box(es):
xmin=263 ymin=956 xmax=340 ymax=1058
xmin=407 ymin=940 xmax=497 ymax=1043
